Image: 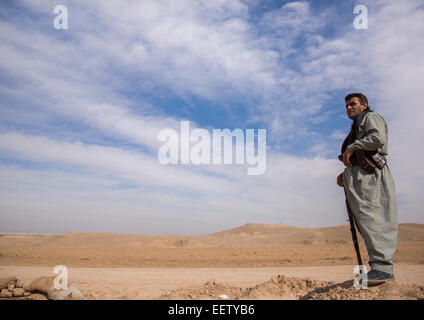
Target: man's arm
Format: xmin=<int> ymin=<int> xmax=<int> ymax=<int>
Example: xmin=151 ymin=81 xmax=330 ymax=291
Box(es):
xmin=346 ymin=113 xmax=386 ymax=151
xmin=337 ymin=173 xmax=344 ymax=187
xmin=342 ymin=149 xmax=353 ymax=167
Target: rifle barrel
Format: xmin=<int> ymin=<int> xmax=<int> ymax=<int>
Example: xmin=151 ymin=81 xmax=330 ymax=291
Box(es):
xmin=344 ymin=190 xmax=363 ymax=270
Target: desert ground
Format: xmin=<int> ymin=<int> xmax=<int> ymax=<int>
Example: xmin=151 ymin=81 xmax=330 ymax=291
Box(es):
xmin=1 ymin=223 xmax=423 ymax=300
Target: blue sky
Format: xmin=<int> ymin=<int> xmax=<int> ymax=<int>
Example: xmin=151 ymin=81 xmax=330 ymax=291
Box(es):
xmin=0 ymin=0 xmax=423 ymax=234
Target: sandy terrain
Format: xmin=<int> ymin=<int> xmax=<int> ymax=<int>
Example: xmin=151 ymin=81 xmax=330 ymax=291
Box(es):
xmin=1 ymin=223 xmax=423 ymax=299
xmin=1 ymin=264 xmax=423 ymax=300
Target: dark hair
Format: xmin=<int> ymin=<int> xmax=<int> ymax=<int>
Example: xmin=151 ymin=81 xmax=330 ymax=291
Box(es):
xmin=345 ymin=93 xmax=368 ymax=107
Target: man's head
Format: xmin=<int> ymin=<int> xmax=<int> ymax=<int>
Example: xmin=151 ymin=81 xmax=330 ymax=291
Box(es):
xmin=345 ymin=93 xmax=368 ymax=120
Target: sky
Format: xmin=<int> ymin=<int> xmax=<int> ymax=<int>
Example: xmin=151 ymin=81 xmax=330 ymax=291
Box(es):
xmin=0 ymin=0 xmax=423 ymax=235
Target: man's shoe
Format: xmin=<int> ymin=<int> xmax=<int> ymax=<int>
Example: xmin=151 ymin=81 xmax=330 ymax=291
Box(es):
xmin=366 ymin=269 xmax=395 ymax=285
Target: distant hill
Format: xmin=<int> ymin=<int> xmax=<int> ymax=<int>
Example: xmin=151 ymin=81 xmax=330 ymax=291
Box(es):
xmin=1 ymin=223 xmax=423 ymax=248
xmin=207 ymin=223 xmax=347 ymax=246
xmin=207 ymin=223 xmax=424 ymax=246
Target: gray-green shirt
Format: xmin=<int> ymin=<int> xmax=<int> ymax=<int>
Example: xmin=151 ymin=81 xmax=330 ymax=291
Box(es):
xmin=346 ymin=112 xmax=389 ymax=155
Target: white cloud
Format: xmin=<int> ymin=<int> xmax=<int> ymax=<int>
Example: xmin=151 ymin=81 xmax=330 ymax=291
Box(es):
xmin=0 ymin=0 xmax=423 ymax=233
xmin=0 ymin=130 xmax=348 ymax=233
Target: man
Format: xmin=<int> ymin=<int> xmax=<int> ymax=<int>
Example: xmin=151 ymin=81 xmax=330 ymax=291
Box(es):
xmin=337 ymin=93 xmax=398 ymax=285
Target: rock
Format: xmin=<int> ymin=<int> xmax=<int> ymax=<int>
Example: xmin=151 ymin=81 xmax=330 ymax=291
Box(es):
xmin=13 ymin=288 xmax=25 ymax=297
xmin=28 ymin=293 xmax=48 ymax=300
xmin=271 ymin=276 xmax=279 ymax=284
xmin=8 ymin=283 xmax=15 ymax=291
xmin=0 ymin=277 xmax=17 ymax=289
xmin=47 ymin=284 xmax=84 ymax=300
xmin=23 ymin=291 xmax=31 ymax=297
xmin=0 ymin=288 xmax=13 ymax=298
xmin=25 ymin=276 xmax=55 ymax=294
xmin=15 ymin=280 xmax=24 ymax=288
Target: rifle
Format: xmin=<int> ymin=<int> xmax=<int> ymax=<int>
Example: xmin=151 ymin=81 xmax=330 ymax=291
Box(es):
xmin=344 ymin=189 xmax=363 ymax=272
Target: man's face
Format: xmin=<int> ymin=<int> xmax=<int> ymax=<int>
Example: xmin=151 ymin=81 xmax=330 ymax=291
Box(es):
xmin=345 ymin=97 xmax=367 ymax=120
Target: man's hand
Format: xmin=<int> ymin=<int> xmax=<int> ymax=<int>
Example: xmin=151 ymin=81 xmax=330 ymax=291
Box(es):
xmin=342 ymin=149 xmax=353 ymax=167
xmin=337 ymin=173 xmax=344 ymax=187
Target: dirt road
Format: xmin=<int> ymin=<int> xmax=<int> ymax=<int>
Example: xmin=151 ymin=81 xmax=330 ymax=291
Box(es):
xmin=1 ymin=264 xmax=423 ymax=299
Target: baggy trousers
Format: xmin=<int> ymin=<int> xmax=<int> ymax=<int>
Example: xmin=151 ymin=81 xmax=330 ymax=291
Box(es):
xmin=343 ymin=164 xmax=398 ymax=274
